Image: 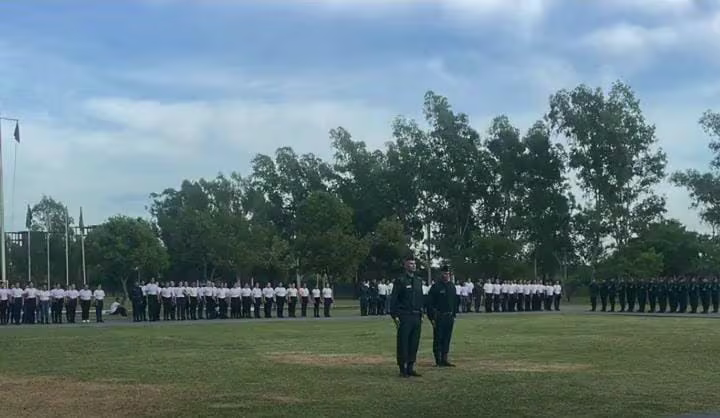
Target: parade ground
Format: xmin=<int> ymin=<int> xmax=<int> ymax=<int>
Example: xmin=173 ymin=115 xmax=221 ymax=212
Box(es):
xmin=1 ymin=306 xmax=720 ymax=418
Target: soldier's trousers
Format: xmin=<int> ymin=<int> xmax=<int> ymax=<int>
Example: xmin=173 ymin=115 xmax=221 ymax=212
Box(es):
xmin=378 ymin=296 xmax=386 ymax=315
xmin=254 ymin=298 xmax=262 ymax=318
xmin=590 ymin=295 xmax=597 ymax=311
xmin=619 ymin=294 xmax=626 ymax=311
xmin=0 ymin=300 xmax=8 ymax=324
xmin=301 ymin=297 xmax=308 ymax=317
xmin=218 ymin=299 xmax=228 ymax=319
xmin=163 ymin=298 xmax=173 ymax=320
xmin=484 ymin=294 xmax=493 ymax=312
xmin=679 ymin=294 xmax=688 ymax=313
xmin=638 ymin=294 xmax=647 ymax=312
xmin=52 ymin=299 xmax=64 ymax=323
xmin=713 ymin=293 xmax=719 ymax=313
xmin=176 ymin=298 xmax=187 ymax=320
xmin=524 ymin=295 xmax=531 ymax=311
xmin=369 ymin=300 xmax=377 ymax=315
xmin=24 ymin=299 xmax=37 ymax=324
xmin=39 ymin=300 xmax=49 ymax=324
xmin=12 ymin=298 xmax=23 ymax=324
xmin=516 ymin=294 xmax=523 ymax=312
xmin=360 ymin=298 xmax=368 ymax=316
xmin=690 ymin=296 xmax=699 ymax=313
xmin=627 ymin=295 xmax=634 ymax=312
xmin=264 ymin=300 xmax=273 ymax=318
xmin=66 ymin=300 xmax=77 ymax=323
xmin=313 ymin=298 xmax=321 ymax=317
xmin=80 ymin=300 xmax=91 ymax=322
xmin=553 ymin=295 xmax=560 ymax=310
xmin=432 ymin=313 xmax=454 ymax=364
xmin=241 ymin=297 xmax=251 ymax=318
xmin=658 ymin=295 xmax=667 ymax=313
xmin=600 ymin=295 xmax=607 ymax=311
xmin=324 ymin=298 xmax=332 ymax=317
xmin=493 ymin=295 xmax=500 ymax=312
xmin=276 ymin=296 xmax=286 ymax=318
xmin=132 ymin=299 xmax=141 ymax=321
xmin=701 ymin=293 xmax=710 ymax=313
xmin=396 ymin=313 xmax=422 ymax=367
xmin=609 ymin=295 xmax=616 ymax=312
xmin=669 ymin=294 xmax=677 ymax=312
xmin=474 ymin=294 xmax=482 ymax=312
xmin=230 ymin=297 xmax=240 ymax=318
xmin=649 ymin=294 xmax=656 ymax=313
xmin=189 ymin=297 xmax=198 ymax=320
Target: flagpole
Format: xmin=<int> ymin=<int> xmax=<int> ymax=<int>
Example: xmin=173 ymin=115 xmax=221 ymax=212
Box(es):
xmin=46 ymin=227 xmax=50 ymax=289
xmin=0 ymin=115 xmax=20 ymax=286
xmin=27 ymin=227 xmax=31 ymax=282
xmin=64 ymin=208 xmax=69 ymax=287
xmin=80 ymin=207 xmax=86 ymax=286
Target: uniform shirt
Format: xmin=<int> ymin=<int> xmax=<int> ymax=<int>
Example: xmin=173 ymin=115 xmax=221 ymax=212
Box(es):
xmin=145 ymin=284 xmax=159 ymax=295
xmin=299 ymin=287 xmax=309 ymax=297
xmin=240 ymin=287 xmax=252 ymax=297
xmin=427 ymin=279 xmax=456 ymax=318
xmin=187 ymin=287 xmax=198 ymax=297
xmin=463 ymin=283 xmax=473 ymax=295
xmin=11 ymin=287 xmax=23 ymax=298
xmin=545 ymin=285 xmax=553 ymax=295
xmin=554 ymin=284 xmax=562 ymax=295
xmin=501 ymin=284 xmax=509 ymax=294
xmin=483 ymin=283 xmax=493 ymax=294
xmin=216 ymin=287 xmax=228 ymax=299
xmin=460 ymin=286 xmax=469 ymax=297
xmin=262 ymin=287 xmax=274 ymax=299
xmin=0 ymin=288 xmax=9 ymax=300
xmin=93 ymin=289 xmax=105 ymax=301
xmin=322 ymin=287 xmax=333 ymax=299
xmin=25 ymin=287 xmax=38 ymax=299
xmin=524 ymin=285 xmax=531 ymax=295
xmin=161 ymin=287 xmax=173 ymax=298
xmin=222 ymin=286 xmax=230 ymax=297
xmin=66 ymin=289 xmax=79 ymax=299
xmin=174 ymin=287 xmax=185 ymax=298
xmin=508 ymin=284 xmax=516 ymax=295
xmin=387 ymin=282 xmax=394 ymax=295
xmin=421 ymin=284 xmax=429 ymax=295
xmin=230 ymin=287 xmax=241 ymax=298
xmin=38 ymin=290 xmax=50 ymax=301
xmin=110 ymin=301 xmax=121 ymax=314
xmin=252 ymin=288 xmax=262 ymax=298
xmin=141 ymin=285 xmax=148 ymax=296
xmin=492 ymin=284 xmax=501 ymax=295
xmin=79 ymin=289 xmax=92 ymax=300
xmin=203 ymin=287 xmax=215 ymax=297
xmin=389 ymin=273 xmax=422 ymax=316
xmin=274 ymin=287 xmax=287 ymax=297
xmin=287 ymin=288 xmax=298 ymax=297
xmin=311 ymin=288 xmax=321 ymax=298
xmin=455 ymin=284 xmax=462 ymax=296
xmin=52 ymin=289 xmax=66 ymax=299
xmin=378 ymin=283 xmax=388 ymax=296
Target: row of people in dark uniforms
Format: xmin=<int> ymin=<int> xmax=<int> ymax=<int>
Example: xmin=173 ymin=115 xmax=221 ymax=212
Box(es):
xmin=588 ymin=277 xmax=720 ymax=314
xmin=129 ymin=279 xmax=335 ymax=322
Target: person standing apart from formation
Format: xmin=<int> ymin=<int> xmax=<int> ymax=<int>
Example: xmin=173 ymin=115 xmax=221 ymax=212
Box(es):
xmin=174 ymin=282 xmax=187 ymax=320
xmin=553 ymin=281 xmax=562 ymax=311
xmin=322 ymin=284 xmax=333 ymax=318
xmin=230 ymin=282 xmax=241 ymax=319
xmin=252 ymin=282 xmax=262 ymax=319
xmin=240 ymin=283 xmax=252 ymax=318
xmin=311 ymin=285 xmax=321 ymax=318
xmin=38 ymin=285 xmax=50 ymax=324
xmin=275 ymin=282 xmax=287 ymax=318
xmin=390 ymin=254 xmax=424 ymax=378
xmin=93 ymin=285 xmax=105 ymax=323
xmin=0 ymin=282 xmax=9 ymax=325
xmin=51 ymin=284 xmax=65 ymax=324
xmin=428 ymin=264 xmax=457 ymax=368
xmin=299 ymin=283 xmax=309 ymax=317
xmin=23 ymin=283 xmax=38 ymax=324
xmin=287 ymin=283 xmax=298 ymax=318
xmin=65 ymin=285 xmax=79 ymax=323
xmin=78 ymin=285 xmax=92 ymax=323
xmin=109 ymin=298 xmax=128 ymax=317
xmin=262 ymin=283 xmax=275 ymax=318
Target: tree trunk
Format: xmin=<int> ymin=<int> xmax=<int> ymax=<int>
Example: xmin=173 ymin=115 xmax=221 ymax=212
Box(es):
xmin=119 ymin=277 xmax=129 ymax=303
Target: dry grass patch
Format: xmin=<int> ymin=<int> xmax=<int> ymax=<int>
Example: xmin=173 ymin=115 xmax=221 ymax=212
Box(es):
xmin=457 ymin=359 xmax=592 ymax=373
xmin=267 ymin=351 xmax=388 ymax=366
xmin=0 ymin=375 xmax=179 ymax=417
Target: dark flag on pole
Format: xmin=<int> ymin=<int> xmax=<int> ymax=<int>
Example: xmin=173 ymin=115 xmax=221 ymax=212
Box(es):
xmin=25 ymin=205 xmax=32 ymax=229
xmin=13 ymin=122 xmax=20 ymax=143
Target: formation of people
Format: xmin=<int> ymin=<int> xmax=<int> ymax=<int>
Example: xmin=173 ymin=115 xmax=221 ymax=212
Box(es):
xmin=128 ymin=280 xmax=335 ymax=322
xmin=360 ymin=278 xmax=563 ymax=315
xmin=589 ymin=277 xmax=720 ymax=314
xmin=0 ymin=282 xmax=108 ymax=325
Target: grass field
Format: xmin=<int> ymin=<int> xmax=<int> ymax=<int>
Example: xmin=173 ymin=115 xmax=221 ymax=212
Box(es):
xmin=1 ymin=312 xmax=719 ymax=417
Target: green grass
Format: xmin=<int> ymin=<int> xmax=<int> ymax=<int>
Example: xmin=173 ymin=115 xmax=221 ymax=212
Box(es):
xmin=1 ymin=313 xmax=718 ymax=417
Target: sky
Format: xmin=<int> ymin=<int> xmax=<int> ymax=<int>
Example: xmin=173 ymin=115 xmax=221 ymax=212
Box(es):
xmin=0 ymin=0 xmax=718 ymax=232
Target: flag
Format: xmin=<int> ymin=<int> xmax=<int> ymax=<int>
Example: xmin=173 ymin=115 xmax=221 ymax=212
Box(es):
xmin=25 ymin=205 xmax=32 ymax=230
xmin=79 ymin=207 xmax=84 ymax=232
xmin=13 ymin=122 xmax=19 ymax=143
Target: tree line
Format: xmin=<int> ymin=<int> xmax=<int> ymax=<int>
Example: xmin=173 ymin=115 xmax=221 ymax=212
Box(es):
xmin=8 ymin=81 xmax=720 ymax=298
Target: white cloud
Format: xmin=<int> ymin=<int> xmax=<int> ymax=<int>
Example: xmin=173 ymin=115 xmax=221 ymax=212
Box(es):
xmin=581 ymin=23 xmax=680 ymax=56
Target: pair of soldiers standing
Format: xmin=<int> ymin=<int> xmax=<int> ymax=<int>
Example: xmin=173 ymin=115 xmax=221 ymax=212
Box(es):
xmin=390 ymin=255 xmax=456 ymax=378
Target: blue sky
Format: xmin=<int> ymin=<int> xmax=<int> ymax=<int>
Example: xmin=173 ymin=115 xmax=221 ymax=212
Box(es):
xmin=0 ymin=0 xmax=718 ymax=231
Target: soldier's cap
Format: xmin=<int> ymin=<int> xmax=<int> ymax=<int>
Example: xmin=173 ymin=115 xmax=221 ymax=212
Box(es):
xmin=440 ymin=264 xmax=451 ymax=273
xmin=403 ymin=254 xmax=415 ymax=262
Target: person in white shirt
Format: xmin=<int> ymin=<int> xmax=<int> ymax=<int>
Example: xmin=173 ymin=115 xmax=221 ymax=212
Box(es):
xmin=274 ymin=282 xmax=287 ymax=318
xmin=483 ymin=280 xmax=493 ymax=313
xmin=10 ymin=282 xmax=23 ymax=325
xmin=460 ymin=282 xmax=470 ymax=313
xmin=109 ymin=298 xmax=128 ymax=317
xmin=544 ymin=282 xmax=554 ymax=311
xmin=65 ymin=285 xmax=79 ymax=323
xmin=51 ymin=284 xmax=66 ymax=324
xmin=0 ymin=282 xmax=9 ymax=325
xmin=38 ymin=285 xmax=51 ymax=325
xmin=507 ymin=282 xmax=517 ymax=313
xmin=492 ymin=280 xmax=501 ymax=312
xmin=230 ymin=282 xmax=242 ymax=319
xmin=287 ymin=283 xmax=298 ymax=318
xmin=145 ymin=279 xmax=160 ymax=321
xmin=311 ymin=286 xmax=321 ymax=318
xmin=215 ymin=283 xmax=229 ymax=320
xmin=553 ymin=281 xmax=562 ymax=311
xmin=93 ymin=285 xmax=106 ymax=323
xmin=422 ymin=281 xmax=430 ymax=315
xmin=202 ymin=282 xmax=216 ymax=320
xmin=187 ymin=281 xmax=199 ymax=320
xmin=174 ymin=282 xmax=186 ymax=321
xmin=251 ymin=282 xmax=262 ymax=319
xmin=262 ymin=283 xmax=275 ymax=318
xmin=386 ymin=281 xmax=394 ymax=313
xmin=500 ymin=282 xmax=510 ymax=312
xmin=298 ymin=283 xmax=310 ymax=318
xmin=454 ymin=282 xmax=462 ymax=315
xmin=377 ymin=281 xmax=388 ymax=315
xmin=523 ymin=281 xmax=532 ymax=312
xmin=78 ymin=284 xmax=93 ymax=323
xmin=24 ymin=283 xmax=38 ymax=324
xmin=322 ymin=284 xmax=333 ymax=318
xmin=240 ymin=283 xmax=252 ymax=318
xmin=160 ymin=282 xmax=174 ymax=321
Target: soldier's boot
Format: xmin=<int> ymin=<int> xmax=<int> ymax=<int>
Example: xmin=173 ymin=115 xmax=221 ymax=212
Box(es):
xmin=406 ymin=363 xmax=421 ymax=377
xmin=440 ymin=354 xmax=455 ymax=367
xmin=398 ymin=364 xmax=409 ymax=378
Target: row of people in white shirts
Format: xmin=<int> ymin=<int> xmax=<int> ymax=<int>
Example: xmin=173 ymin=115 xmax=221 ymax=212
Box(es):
xmin=0 ymin=283 xmax=106 ymax=302
xmin=412 ymin=281 xmax=563 ymax=297
xmin=372 ymin=282 xmax=394 ymax=296
xmin=139 ymin=281 xmax=333 ymax=300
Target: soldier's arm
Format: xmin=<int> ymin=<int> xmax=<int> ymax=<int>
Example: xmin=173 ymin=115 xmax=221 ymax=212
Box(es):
xmin=426 ymin=285 xmax=437 ymax=321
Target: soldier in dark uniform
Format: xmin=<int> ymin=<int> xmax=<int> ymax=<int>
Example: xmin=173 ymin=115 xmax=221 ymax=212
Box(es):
xmin=700 ymin=277 xmax=711 ymax=314
xmin=473 ymin=280 xmax=482 ymax=313
xmin=369 ymin=280 xmax=379 ymax=316
xmin=428 ymin=264 xmax=456 ymax=368
xmin=359 ymin=281 xmax=369 ymax=316
xmin=589 ymin=279 xmax=599 ymax=311
xmin=599 ymin=279 xmax=609 ymax=312
xmin=657 ymin=278 xmax=668 ymax=313
xmin=712 ymin=277 xmax=719 ymax=313
xmin=637 ymin=279 xmax=648 ymax=313
xmin=688 ymin=277 xmax=700 ymax=314
xmin=648 ymin=278 xmax=657 ymax=313
xmin=678 ymin=277 xmax=689 ymax=313
xmin=626 ymin=278 xmax=636 ymax=313
xmin=668 ymin=277 xmax=677 ymax=313
xmin=390 ymin=254 xmax=424 ymax=378
xmin=608 ymin=279 xmax=617 ymax=312
xmin=617 ymin=278 xmax=626 ymax=312
xmin=131 ymin=282 xmax=144 ymax=323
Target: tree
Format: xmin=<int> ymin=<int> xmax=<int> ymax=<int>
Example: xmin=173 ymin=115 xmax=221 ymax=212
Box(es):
xmin=365 ymin=217 xmax=410 ymax=280
xmin=85 ymin=215 xmax=168 ymax=299
xmin=672 ymin=110 xmax=720 ymax=232
xmin=548 ymin=81 xmax=667 ymax=272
